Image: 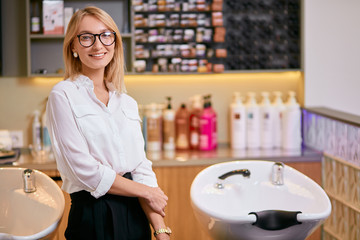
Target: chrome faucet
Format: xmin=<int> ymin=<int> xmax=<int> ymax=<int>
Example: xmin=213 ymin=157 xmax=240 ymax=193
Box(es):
xmin=22 ymin=169 xmax=36 ymax=193
xmin=214 ymin=169 xmax=251 ymax=189
xmin=272 ymin=162 xmax=285 ymax=185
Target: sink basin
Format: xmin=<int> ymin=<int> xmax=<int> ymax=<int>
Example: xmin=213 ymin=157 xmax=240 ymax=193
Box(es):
xmin=190 ymin=160 xmax=331 ymax=240
xmin=0 ymin=168 xmax=65 ymax=240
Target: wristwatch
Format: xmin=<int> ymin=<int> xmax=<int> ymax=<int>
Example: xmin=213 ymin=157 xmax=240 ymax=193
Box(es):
xmin=153 ymin=227 xmax=172 ymax=237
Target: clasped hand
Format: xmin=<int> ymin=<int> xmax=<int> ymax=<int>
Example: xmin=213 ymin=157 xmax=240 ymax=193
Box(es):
xmin=144 ymin=187 xmax=168 ymax=217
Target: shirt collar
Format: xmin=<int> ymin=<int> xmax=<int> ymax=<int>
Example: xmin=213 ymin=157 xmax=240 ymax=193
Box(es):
xmin=72 ymin=75 xmax=94 ymax=89
xmin=72 ymin=74 xmax=117 ymax=93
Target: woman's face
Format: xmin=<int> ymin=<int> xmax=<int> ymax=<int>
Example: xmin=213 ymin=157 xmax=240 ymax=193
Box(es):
xmin=72 ymin=15 xmax=115 ymax=74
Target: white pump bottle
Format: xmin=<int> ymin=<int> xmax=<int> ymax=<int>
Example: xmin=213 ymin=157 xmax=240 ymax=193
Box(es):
xmin=245 ymin=92 xmax=260 ymax=149
xmin=272 ymin=91 xmax=285 ymax=148
xmin=260 ymin=91 xmax=274 ymax=149
xmin=230 ymin=92 xmax=246 ymax=149
xmin=282 ymin=91 xmax=302 ymax=150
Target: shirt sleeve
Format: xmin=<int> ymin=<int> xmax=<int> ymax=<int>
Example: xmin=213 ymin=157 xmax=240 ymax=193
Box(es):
xmin=123 ymin=95 xmax=158 ymax=187
xmin=131 ymin=150 xmax=158 ymax=187
xmin=46 ymin=90 xmax=116 ymax=198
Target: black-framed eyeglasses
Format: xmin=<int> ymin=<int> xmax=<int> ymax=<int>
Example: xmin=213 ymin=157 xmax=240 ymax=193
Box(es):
xmin=77 ymin=32 xmax=116 ymax=48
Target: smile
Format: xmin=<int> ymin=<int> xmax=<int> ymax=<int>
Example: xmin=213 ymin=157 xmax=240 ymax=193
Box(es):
xmin=90 ymin=53 xmax=106 ymax=57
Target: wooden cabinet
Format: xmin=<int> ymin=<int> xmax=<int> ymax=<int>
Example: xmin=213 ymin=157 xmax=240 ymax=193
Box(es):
xmin=25 ymin=0 xmax=133 ymax=77
xmin=44 ymin=161 xmax=321 ymax=240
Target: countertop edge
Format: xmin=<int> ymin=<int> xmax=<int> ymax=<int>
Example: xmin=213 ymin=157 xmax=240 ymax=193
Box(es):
xmin=2 ymin=146 xmax=323 ymax=170
xmin=303 ymin=107 xmax=360 ymax=128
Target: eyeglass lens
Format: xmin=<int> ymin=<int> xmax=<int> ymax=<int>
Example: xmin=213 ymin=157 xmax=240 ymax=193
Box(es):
xmin=78 ymin=32 xmax=115 ymax=47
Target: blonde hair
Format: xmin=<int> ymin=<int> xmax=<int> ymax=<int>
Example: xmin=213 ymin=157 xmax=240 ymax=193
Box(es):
xmin=63 ymin=6 xmax=126 ymax=93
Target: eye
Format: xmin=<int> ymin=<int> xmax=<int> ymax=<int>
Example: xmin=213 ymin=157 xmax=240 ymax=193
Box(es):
xmin=101 ymin=32 xmax=113 ymax=38
xmin=80 ymin=34 xmax=93 ymax=41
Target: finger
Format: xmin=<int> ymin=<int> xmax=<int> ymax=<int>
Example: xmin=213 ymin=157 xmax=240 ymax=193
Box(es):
xmin=160 ymin=209 xmax=165 ymax=217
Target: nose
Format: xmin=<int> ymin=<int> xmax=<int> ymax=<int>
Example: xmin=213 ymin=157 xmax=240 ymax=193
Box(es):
xmin=92 ymin=36 xmax=103 ymax=49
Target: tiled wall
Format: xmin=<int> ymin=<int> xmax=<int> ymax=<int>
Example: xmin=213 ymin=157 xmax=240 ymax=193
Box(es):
xmin=302 ymin=109 xmax=360 ymax=167
xmin=302 ymin=109 xmax=360 ymax=240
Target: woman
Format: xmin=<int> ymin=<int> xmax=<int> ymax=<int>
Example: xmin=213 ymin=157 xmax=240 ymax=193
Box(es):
xmin=46 ymin=6 xmax=171 ymax=240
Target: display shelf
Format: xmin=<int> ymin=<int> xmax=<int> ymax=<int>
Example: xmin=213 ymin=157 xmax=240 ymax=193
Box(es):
xmin=26 ymin=0 xmax=133 ymax=77
xmin=24 ymin=0 xmax=301 ymax=77
xmin=133 ymin=0 xmax=225 ymax=73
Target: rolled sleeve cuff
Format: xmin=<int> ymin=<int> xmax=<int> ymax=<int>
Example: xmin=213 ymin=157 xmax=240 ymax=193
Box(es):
xmin=90 ymin=167 xmax=116 ymax=198
xmin=132 ymin=173 xmax=158 ymax=188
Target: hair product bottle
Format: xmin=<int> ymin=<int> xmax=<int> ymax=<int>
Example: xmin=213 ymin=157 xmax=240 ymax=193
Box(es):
xmin=163 ymin=97 xmax=176 ymax=151
xmin=260 ymin=92 xmax=274 ymax=149
xmin=146 ymin=103 xmax=162 ymax=151
xmin=245 ymin=92 xmax=260 ymax=149
xmin=272 ymin=91 xmax=285 ymax=148
xmin=175 ymin=103 xmax=190 ymax=150
xmin=189 ymin=95 xmax=202 ymax=150
xmin=199 ymin=95 xmax=216 ymax=151
xmin=30 ymin=1 xmax=40 ymax=34
xmin=230 ymin=92 xmax=246 ymax=149
xmin=282 ymin=91 xmax=302 ymax=150
xmin=208 ymin=95 xmax=217 ymax=149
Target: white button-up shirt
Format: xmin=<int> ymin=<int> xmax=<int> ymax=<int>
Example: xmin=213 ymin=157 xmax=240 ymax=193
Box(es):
xmin=46 ymin=75 xmax=157 ymax=198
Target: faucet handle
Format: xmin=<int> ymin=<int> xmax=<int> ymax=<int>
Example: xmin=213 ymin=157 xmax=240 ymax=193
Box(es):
xmin=272 ymin=162 xmax=285 ymax=185
xmin=23 ymin=169 xmax=36 ymax=193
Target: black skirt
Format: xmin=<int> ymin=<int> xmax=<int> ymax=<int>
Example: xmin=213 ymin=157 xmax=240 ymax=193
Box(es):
xmin=65 ymin=173 xmax=151 ymax=240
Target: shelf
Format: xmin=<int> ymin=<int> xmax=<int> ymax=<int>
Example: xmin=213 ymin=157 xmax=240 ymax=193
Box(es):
xmin=30 ymin=33 xmax=133 ymax=39
xmin=135 ymin=26 xmax=215 ymax=29
xmin=134 ymin=11 xmax=213 ymax=14
xmin=135 ymin=41 xmax=213 ymax=45
xmin=23 ymin=0 xmax=301 ymax=76
xmin=30 ymin=73 xmax=64 ymax=78
xmin=30 ymin=34 xmax=65 ymax=39
xmin=26 ymin=0 xmax=134 ymax=76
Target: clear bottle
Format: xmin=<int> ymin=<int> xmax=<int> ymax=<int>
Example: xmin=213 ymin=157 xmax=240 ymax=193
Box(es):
xmin=175 ymin=103 xmax=190 ymax=150
xmin=189 ymin=95 xmax=202 ymax=150
xmin=163 ymin=97 xmax=176 ymax=151
xmin=260 ymin=91 xmax=274 ymax=149
xmin=282 ymin=91 xmax=302 ymax=150
xmin=42 ymin=111 xmax=52 ymax=153
xmin=230 ymin=92 xmax=246 ymax=149
xmin=272 ymin=91 xmax=285 ymax=148
xmin=146 ymin=103 xmax=162 ymax=151
xmin=32 ymin=110 xmax=42 ymax=152
xmin=245 ymin=92 xmax=260 ymax=149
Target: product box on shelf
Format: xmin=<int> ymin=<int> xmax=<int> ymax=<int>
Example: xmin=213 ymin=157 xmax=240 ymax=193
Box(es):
xmin=64 ymin=7 xmax=73 ymax=34
xmin=43 ymin=0 xmax=64 ymax=35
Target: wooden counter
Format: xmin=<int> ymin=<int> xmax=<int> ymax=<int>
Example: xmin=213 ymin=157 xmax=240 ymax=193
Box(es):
xmin=3 ymin=146 xmax=323 ymax=240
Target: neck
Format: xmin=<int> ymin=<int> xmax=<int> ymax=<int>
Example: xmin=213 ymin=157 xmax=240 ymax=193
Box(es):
xmin=82 ymin=68 xmax=106 ymax=91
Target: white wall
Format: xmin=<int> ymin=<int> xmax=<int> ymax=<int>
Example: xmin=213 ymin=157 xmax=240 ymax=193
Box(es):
xmin=304 ymin=0 xmax=360 ymax=116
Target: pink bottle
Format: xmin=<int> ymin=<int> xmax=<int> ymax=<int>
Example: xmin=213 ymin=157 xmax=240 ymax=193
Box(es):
xmin=208 ymin=95 xmax=217 ymax=149
xmin=199 ymin=95 xmax=217 ymax=151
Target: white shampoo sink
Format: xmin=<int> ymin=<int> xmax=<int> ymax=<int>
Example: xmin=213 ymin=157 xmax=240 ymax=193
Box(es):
xmin=190 ymin=160 xmax=331 ymax=240
xmin=0 ymin=168 xmax=65 ymax=240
